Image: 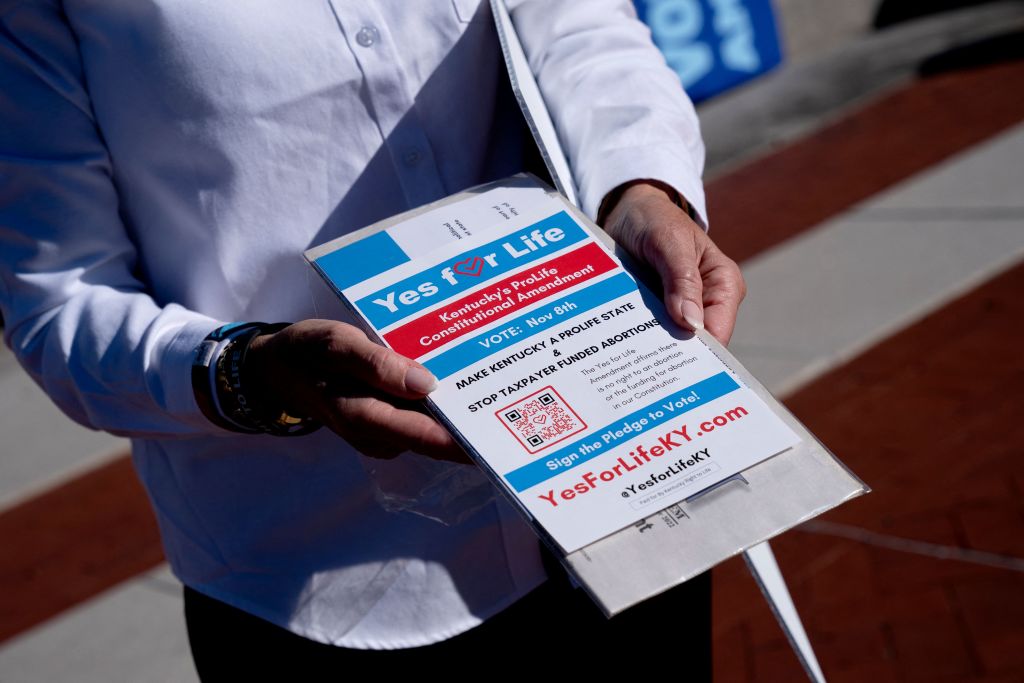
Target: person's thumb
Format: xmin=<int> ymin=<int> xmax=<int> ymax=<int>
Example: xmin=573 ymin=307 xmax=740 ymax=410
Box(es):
xmin=646 ymin=226 xmax=705 ymax=333
xmin=333 ymin=328 xmax=439 ymax=398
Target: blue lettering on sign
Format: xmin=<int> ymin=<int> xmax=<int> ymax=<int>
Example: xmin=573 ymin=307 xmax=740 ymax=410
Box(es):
xmin=634 ymin=0 xmax=782 ymax=102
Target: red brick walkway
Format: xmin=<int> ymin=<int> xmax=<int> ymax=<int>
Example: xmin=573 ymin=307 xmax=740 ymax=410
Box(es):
xmin=713 ymin=263 xmax=1024 ymax=682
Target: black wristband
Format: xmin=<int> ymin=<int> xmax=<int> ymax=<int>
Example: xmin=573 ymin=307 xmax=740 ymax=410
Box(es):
xmin=218 ymin=324 xmax=275 ymax=433
xmin=192 ymin=323 xmax=265 ymax=434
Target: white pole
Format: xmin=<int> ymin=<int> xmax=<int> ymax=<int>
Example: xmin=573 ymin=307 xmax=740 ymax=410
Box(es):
xmin=744 ymin=542 xmax=827 ymax=683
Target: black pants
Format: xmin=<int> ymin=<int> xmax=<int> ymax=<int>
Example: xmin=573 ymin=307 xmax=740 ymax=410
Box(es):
xmin=185 ymin=551 xmax=712 ymax=681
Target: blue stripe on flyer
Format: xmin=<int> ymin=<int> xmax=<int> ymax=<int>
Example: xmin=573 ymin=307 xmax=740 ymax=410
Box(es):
xmin=503 ymin=372 xmax=741 ymax=492
xmin=315 ymin=231 xmax=410 ymax=291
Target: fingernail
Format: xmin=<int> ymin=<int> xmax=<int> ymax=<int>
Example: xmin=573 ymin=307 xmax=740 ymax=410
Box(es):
xmin=405 ymin=366 xmax=439 ymax=394
xmin=680 ymin=300 xmax=705 ymax=331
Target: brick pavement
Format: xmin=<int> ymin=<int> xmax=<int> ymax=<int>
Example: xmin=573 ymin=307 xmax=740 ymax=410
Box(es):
xmin=0 ymin=458 xmax=163 ymax=643
xmin=705 ymin=60 xmax=1024 ymax=264
xmin=713 ymin=263 xmax=1024 ymax=682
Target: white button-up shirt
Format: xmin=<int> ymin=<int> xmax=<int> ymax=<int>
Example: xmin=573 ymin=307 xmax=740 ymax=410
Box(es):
xmin=0 ymin=0 xmax=706 ymax=647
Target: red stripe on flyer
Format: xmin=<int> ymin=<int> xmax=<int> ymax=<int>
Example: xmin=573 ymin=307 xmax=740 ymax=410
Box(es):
xmin=384 ymin=242 xmax=616 ymax=359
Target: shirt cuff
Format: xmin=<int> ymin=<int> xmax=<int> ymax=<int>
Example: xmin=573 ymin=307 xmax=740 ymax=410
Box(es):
xmin=576 ymin=146 xmax=709 ymax=232
xmin=152 ymin=312 xmax=235 ymax=435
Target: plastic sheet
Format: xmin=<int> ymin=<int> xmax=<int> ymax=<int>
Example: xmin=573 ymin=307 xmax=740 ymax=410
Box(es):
xmin=359 ymin=451 xmax=498 ymax=527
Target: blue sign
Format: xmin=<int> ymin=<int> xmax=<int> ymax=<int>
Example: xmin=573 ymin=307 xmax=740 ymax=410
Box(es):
xmin=634 ymin=0 xmax=783 ymax=102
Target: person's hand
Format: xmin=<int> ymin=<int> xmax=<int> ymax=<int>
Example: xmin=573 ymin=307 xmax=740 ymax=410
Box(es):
xmin=243 ymin=320 xmax=467 ymax=462
xmin=599 ymin=180 xmax=746 ymax=345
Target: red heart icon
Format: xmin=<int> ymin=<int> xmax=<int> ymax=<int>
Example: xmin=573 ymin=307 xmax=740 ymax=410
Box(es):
xmin=532 ymin=414 xmax=547 ymax=424
xmin=453 ymin=256 xmax=485 ymax=277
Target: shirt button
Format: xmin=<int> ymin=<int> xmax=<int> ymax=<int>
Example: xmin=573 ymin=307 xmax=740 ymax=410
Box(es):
xmin=403 ymin=148 xmax=421 ymax=166
xmin=355 ymin=25 xmax=379 ymax=48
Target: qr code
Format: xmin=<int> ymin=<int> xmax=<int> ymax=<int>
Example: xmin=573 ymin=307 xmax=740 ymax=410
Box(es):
xmin=496 ymin=386 xmax=586 ymax=454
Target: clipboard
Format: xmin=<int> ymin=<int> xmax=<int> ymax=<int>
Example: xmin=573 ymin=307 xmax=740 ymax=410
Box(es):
xmin=305 ymin=173 xmax=866 ymax=636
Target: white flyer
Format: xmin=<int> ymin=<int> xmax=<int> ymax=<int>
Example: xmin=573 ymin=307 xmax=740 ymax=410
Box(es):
xmin=308 ymin=180 xmax=801 ymax=553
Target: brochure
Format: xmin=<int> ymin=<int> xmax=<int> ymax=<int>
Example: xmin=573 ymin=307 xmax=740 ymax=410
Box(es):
xmin=309 ymin=177 xmax=806 ymax=554
xmin=306 ymin=175 xmax=866 ymax=604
